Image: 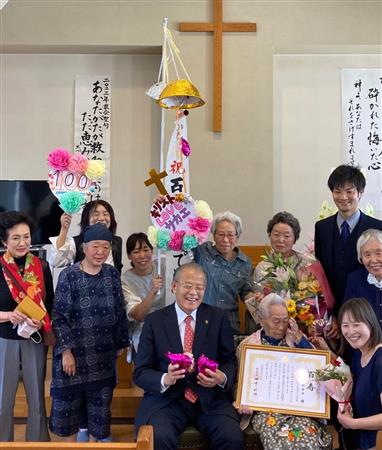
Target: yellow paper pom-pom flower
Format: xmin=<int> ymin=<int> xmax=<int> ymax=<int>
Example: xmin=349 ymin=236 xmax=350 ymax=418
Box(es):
xmin=85 ymin=160 xmax=106 ymax=180
xmin=195 ymin=200 xmax=213 ymax=220
xmin=147 ymin=226 xmax=158 ymax=247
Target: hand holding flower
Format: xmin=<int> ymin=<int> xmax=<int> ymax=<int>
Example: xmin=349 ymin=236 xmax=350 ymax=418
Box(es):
xmin=197 ymin=368 xmax=225 ymax=388
xmin=337 ymin=406 xmax=356 ymax=429
xmin=197 ymin=354 xmax=219 ymax=375
xmin=60 ymin=213 xmax=72 ymax=231
xmin=163 ymin=363 xmax=186 ymax=387
xmin=166 ymin=352 xmax=194 ymax=372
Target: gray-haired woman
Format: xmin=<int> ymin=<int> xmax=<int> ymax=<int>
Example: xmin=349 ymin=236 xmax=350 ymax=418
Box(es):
xmin=236 ymin=293 xmax=332 ymax=450
xmin=343 ymin=229 xmax=382 ymax=329
xmin=192 ymin=211 xmax=254 ymax=334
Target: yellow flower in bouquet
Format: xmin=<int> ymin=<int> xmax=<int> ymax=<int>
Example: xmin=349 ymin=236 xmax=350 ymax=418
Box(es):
xmin=287 ymin=299 xmax=297 ymax=318
xmin=297 ymin=280 xmax=309 ymax=290
xmin=296 ymin=276 xmax=322 ymax=299
xmin=297 ymin=306 xmax=315 ymax=326
xmin=310 ymin=279 xmax=321 ymax=294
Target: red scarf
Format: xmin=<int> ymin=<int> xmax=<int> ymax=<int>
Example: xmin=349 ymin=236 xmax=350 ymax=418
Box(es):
xmin=0 ymin=251 xmax=52 ymax=332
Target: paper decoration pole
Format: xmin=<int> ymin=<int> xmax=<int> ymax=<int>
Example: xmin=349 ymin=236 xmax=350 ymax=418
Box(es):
xmin=145 ymin=18 xmax=205 ymax=276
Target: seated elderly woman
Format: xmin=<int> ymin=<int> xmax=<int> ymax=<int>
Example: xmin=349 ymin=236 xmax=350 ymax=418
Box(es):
xmin=252 ymin=211 xmax=335 ymax=338
xmin=192 ymin=211 xmax=254 ymax=334
xmin=236 ymin=293 xmax=332 ymax=450
xmin=343 ymin=229 xmax=382 ymax=329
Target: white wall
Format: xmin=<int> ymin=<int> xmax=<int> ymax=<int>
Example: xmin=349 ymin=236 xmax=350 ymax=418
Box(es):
xmin=274 ymin=53 xmax=382 ymax=251
xmin=1 ymin=53 xmax=161 ymax=261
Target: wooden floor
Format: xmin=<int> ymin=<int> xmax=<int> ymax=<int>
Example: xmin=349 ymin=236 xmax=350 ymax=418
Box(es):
xmin=14 ymin=425 xmax=135 ymax=442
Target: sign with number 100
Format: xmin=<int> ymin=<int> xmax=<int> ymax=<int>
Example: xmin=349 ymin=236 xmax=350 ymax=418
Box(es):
xmin=48 ymin=169 xmax=95 ymax=198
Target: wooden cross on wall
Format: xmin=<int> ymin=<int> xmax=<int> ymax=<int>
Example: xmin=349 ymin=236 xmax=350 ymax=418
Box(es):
xmin=179 ymin=0 xmax=256 ymax=132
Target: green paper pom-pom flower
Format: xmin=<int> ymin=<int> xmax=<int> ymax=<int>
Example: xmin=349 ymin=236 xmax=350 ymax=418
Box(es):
xmin=59 ymin=191 xmax=85 ymax=215
xmin=157 ymin=229 xmax=171 ymax=250
xmin=182 ymin=234 xmax=198 ymax=252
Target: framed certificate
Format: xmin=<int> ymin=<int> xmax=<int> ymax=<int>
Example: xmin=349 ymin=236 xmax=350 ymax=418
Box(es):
xmin=235 ymin=344 xmax=330 ymax=419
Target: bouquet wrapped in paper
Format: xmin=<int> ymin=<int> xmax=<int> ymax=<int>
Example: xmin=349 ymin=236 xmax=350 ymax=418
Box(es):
xmin=166 ymin=352 xmax=219 ymax=377
xmin=313 ymin=356 xmax=353 ymax=413
xmin=166 ymin=352 xmax=194 ymax=372
xmin=197 ymin=354 xmax=218 ymax=375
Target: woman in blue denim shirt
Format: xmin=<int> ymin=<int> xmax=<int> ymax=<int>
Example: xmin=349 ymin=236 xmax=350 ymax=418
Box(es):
xmin=192 ymin=211 xmax=254 ymax=334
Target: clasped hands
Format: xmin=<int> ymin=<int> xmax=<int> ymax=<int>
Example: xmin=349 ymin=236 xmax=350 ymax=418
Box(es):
xmin=9 ymin=310 xmax=42 ymax=330
xmin=164 ymin=363 xmax=225 ymax=388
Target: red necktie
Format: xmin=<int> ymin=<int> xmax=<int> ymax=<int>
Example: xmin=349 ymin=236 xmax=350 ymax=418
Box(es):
xmin=183 ymin=316 xmax=198 ymax=403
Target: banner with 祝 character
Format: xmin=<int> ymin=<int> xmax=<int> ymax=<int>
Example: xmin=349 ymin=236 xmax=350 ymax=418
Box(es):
xmin=342 ymin=69 xmax=382 ymax=211
xmin=74 ymin=75 xmax=111 ymax=201
xmin=165 ymin=114 xmax=190 ymax=195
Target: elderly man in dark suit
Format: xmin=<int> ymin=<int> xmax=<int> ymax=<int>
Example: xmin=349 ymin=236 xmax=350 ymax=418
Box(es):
xmin=315 ymin=164 xmax=382 ymax=337
xmin=134 ymin=262 xmax=243 ymax=450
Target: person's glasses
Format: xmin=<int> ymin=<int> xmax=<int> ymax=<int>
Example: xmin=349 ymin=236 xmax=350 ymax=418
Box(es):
xmin=176 ymin=281 xmax=205 ymax=293
xmin=215 ymin=232 xmax=237 ymax=240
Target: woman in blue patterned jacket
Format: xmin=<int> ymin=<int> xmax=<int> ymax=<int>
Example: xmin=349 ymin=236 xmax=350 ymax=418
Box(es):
xmin=49 ymin=223 xmax=129 ymax=442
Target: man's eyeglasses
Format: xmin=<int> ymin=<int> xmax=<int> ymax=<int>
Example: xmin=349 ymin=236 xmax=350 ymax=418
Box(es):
xmin=176 ymin=281 xmax=206 ymax=293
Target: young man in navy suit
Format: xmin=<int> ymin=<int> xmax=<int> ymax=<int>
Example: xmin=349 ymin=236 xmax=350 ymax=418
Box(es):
xmin=315 ymin=164 xmax=382 ymax=337
xmin=134 ymin=262 xmax=243 ymax=450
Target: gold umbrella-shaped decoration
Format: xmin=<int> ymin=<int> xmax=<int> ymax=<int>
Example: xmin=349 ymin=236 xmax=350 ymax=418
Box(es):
xmin=146 ymin=18 xmax=205 ymax=110
xmin=157 ymin=79 xmax=205 ymax=109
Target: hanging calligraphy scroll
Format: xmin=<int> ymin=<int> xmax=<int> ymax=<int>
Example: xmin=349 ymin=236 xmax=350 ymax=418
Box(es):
xmin=342 ymin=69 xmax=382 ymax=209
xmin=74 ymin=76 xmax=111 ymax=201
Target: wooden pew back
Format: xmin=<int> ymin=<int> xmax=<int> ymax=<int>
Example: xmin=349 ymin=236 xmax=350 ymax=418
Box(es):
xmin=0 ymin=426 xmax=153 ymax=450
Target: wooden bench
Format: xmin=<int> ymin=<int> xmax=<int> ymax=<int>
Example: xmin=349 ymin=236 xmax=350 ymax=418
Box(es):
xmin=377 ymin=430 xmax=382 ymax=449
xmin=0 ymin=426 xmax=153 ymax=450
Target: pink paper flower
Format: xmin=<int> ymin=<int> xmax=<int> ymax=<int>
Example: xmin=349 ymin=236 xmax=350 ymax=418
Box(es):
xmin=181 ymin=137 xmax=191 ymax=157
xmin=47 ymin=148 xmax=71 ymax=170
xmin=168 ymin=230 xmax=186 ymax=251
xmin=189 ymin=230 xmax=209 ymax=245
xmin=68 ymin=153 xmax=89 ymax=174
xmin=188 ymin=217 xmax=211 ymax=234
xmin=197 ymin=354 xmax=218 ymax=375
xmin=166 ymin=352 xmax=194 ymax=372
